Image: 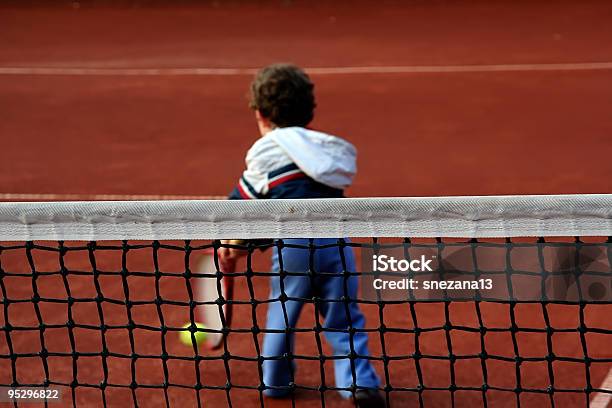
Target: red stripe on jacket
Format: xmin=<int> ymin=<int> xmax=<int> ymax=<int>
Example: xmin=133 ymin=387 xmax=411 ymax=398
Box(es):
xmin=268 ymin=172 xmax=307 ymax=189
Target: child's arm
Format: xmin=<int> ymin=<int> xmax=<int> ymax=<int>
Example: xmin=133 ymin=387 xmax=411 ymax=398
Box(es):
xmin=221 ymin=169 xmax=272 ymax=261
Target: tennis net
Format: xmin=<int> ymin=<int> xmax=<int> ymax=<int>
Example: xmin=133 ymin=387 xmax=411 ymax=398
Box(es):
xmin=0 ymin=194 xmax=611 ymax=407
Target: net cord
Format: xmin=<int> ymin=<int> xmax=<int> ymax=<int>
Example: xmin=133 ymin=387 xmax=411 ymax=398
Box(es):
xmin=0 ymin=194 xmax=610 ymax=241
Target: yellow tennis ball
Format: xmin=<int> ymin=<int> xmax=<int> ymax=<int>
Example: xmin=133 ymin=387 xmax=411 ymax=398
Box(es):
xmin=179 ymin=322 xmax=207 ymax=347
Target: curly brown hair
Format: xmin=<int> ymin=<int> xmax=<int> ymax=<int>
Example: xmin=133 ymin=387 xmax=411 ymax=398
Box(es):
xmin=249 ymin=63 xmax=316 ymax=128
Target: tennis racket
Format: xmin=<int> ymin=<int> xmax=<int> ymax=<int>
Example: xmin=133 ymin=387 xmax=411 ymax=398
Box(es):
xmin=195 ymin=247 xmax=236 ymax=350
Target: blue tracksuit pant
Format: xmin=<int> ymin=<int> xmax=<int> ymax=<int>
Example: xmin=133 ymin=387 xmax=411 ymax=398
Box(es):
xmin=262 ymin=238 xmax=380 ymax=398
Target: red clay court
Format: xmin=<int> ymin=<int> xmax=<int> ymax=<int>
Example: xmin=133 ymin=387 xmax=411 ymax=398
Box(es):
xmin=1 ymin=1 xmax=611 ymax=407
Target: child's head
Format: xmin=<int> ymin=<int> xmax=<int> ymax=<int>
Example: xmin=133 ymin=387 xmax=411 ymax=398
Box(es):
xmin=249 ymin=63 xmax=316 ymax=133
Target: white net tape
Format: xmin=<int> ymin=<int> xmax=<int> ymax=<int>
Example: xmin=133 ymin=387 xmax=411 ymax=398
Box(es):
xmin=0 ymin=194 xmax=611 ymax=241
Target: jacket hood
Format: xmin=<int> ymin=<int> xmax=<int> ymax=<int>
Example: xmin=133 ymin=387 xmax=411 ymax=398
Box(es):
xmin=266 ymin=127 xmax=357 ymax=189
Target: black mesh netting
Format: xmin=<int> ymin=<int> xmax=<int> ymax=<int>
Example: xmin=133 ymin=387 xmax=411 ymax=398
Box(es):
xmin=0 ymin=238 xmax=611 ymax=407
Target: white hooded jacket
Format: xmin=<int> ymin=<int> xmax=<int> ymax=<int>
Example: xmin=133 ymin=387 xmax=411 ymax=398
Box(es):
xmin=232 ymin=127 xmax=357 ymax=199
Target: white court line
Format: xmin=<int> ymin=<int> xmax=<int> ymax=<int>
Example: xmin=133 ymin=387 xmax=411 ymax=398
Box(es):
xmin=1 ymin=62 xmax=612 ymax=76
xmin=591 ymin=367 xmax=612 ymax=408
xmin=0 ymin=193 xmax=226 ymax=201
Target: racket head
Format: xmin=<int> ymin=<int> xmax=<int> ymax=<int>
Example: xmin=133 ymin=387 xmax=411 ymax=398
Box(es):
xmin=196 ymin=249 xmax=235 ymax=350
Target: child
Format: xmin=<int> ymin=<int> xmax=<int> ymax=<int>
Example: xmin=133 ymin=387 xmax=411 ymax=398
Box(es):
xmin=220 ymin=64 xmax=383 ymax=408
